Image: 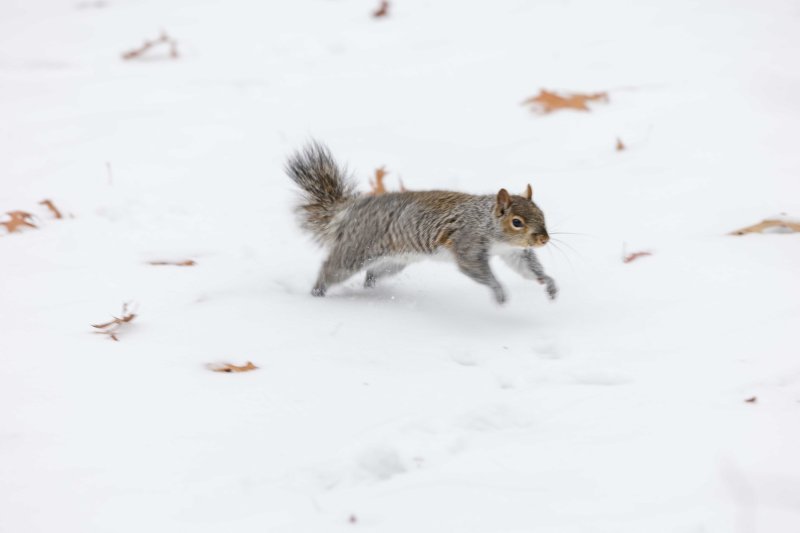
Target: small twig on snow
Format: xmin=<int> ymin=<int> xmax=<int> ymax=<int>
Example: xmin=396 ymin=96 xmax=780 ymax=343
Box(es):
xmin=39 ymin=199 xmax=63 ymax=219
xmin=122 ymin=31 xmax=179 ymax=60
xmin=92 ymin=302 xmax=137 ymax=341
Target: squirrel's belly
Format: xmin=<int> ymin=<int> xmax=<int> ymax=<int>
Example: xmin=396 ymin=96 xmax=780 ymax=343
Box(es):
xmin=377 ymin=247 xmax=454 ymax=266
xmin=489 ymin=242 xmax=524 ymax=255
xmin=428 ymin=247 xmax=455 ymax=263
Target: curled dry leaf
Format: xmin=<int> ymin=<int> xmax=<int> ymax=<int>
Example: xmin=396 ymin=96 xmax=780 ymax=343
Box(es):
xmin=39 ymin=199 xmax=63 ymax=219
xmin=372 ymin=0 xmax=389 ymax=18
xmin=1 ymin=211 xmax=37 ymax=234
xmin=730 ymin=216 xmax=800 ymax=235
xmin=616 ymin=138 xmax=626 ymax=151
xmin=92 ymin=302 xmax=137 ymax=341
xmin=745 ymin=396 xmax=757 ymax=403
xmin=522 ymin=89 xmax=609 ymax=114
xmin=206 ymin=361 xmax=258 ymax=373
xmin=369 ymin=166 xmax=407 ymax=195
xmin=369 ymin=166 xmax=389 ymax=195
xmin=122 ymin=31 xmax=179 ymax=60
xmin=147 ymin=260 xmax=197 ymax=267
xmin=623 ymin=251 xmax=652 ymax=264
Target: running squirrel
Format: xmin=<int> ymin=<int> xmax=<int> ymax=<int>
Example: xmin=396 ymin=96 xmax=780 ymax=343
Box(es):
xmin=285 ymin=141 xmax=558 ymax=304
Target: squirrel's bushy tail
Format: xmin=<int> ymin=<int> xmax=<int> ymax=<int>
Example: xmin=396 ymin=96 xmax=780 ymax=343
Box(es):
xmin=285 ymin=141 xmax=357 ymax=244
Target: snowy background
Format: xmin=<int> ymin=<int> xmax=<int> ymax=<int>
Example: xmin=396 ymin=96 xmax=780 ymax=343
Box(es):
xmin=2 ymin=0 xmax=800 ymax=531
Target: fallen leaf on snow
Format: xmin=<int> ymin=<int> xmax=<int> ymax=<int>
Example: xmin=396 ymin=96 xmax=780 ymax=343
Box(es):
xmin=92 ymin=302 xmax=137 ymax=341
xmin=147 ymin=260 xmax=197 ymax=267
xmin=522 ymin=89 xmax=609 ymax=114
xmin=369 ymin=166 xmax=406 ymax=195
xmin=369 ymin=166 xmax=389 ymax=195
xmin=623 ymin=251 xmax=652 ymax=264
xmin=730 ymin=215 xmax=800 ymax=235
xmin=39 ymin=199 xmax=64 ymax=219
xmin=616 ymin=137 xmax=626 ymax=151
xmin=206 ymin=361 xmax=258 ymax=373
xmin=1 ymin=211 xmax=37 ymax=234
xmin=372 ymin=0 xmax=389 ymax=18
xmin=745 ymin=396 xmax=757 ymax=403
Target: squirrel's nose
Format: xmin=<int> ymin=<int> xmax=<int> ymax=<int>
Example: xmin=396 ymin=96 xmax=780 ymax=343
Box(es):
xmin=537 ymin=234 xmax=549 ymax=245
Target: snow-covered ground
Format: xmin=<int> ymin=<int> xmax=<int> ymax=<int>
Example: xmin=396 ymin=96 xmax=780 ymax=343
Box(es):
xmin=2 ymin=0 xmax=800 ymax=531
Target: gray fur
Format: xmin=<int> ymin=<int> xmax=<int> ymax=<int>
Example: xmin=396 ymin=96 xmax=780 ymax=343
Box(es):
xmin=500 ymin=249 xmax=559 ymax=300
xmin=285 ymin=141 xmax=358 ymax=244
xmin=286 ymin=141 xmax=558 ymax=304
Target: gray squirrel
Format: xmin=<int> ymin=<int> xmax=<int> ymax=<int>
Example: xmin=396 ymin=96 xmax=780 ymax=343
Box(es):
xmin=285 ymin=141 xmax=558 ymax=304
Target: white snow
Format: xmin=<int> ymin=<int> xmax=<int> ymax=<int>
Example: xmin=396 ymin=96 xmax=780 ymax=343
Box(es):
xmin=2 ymin=0 xmax=800 ymax=531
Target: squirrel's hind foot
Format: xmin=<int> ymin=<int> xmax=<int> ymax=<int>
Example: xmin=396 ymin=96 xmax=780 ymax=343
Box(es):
xmin=311 ymin=285 xmax=327 ymax=297
xmin=492 ymin=284 xmax=507 ymax=305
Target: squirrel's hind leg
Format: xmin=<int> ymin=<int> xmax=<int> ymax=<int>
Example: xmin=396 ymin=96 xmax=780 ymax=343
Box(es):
xmin=364 ymin=261 xmax=407 ymax=288
xmin=311 ymin=246 xmax=372 ymax=297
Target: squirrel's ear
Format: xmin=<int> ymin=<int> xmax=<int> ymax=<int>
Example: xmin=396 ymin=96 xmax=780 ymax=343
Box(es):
xmin=496 ymin=188 xmax=511 ymax=215
xmin=524 ymin=184 xmax=533 ymax=201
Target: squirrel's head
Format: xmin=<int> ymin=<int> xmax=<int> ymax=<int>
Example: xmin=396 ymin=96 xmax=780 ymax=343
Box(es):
xmin=494 ymin=185 xmax=549 ymax=248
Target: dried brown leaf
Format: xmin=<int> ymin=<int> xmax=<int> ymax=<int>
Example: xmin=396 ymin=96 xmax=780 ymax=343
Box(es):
xmin=147 ymin=260 xmax=197 ymax=267
xmin=745 ymin=396 xmax=757 ymax=403
xmin=39 ymin=199 xmax=63 ymax=219
xmin=372 ymin=0 xmax=389 ymax=18
xmin=522 ymin=89 xmax=609 ymax=114
xmin=623 ymin=251 xmax=652 ymax=264
xmin=616 ymin=138 xmax=626 ymax=151
xmin=369 ymin=166 xmax=389 ymax=195
xmin=1 ymin=211 xmax=37 ymax=233
xmin=206 ymin=361 xmax=258 ymax=373
xmin=92 ymin=302 xmax=137 ymax=341
xmin=369 ymin=166 xmax=409 ymax=195
xmin=122 ymin=31 xmax=179 ymax=60
xmin=730 ymin=218 xmax=800 ymax=235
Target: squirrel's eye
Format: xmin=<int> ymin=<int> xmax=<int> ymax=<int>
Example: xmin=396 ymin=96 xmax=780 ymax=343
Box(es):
xmin=511 ymin=218 xmax=524 ymax=228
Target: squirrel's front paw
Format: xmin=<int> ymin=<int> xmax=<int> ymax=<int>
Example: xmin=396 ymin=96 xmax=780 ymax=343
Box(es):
xmin=538 ymin=276 xmax=558 ymax=300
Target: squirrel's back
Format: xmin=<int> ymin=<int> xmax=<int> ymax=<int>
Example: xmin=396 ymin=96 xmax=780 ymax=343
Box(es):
xmin=332 ymin=191 xmax=494 ymax=255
